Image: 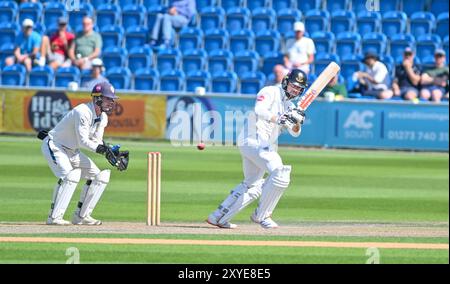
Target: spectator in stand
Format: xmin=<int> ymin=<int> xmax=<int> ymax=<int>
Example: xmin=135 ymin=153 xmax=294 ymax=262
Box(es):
xmin=150 ymin=0 xmax=196 ymax=48
xmin=353 ymin=52 xmax=390 ymax=98
xmin=420 ymin=49 xmax=449 ymax=103
xmin=284 ymin=22 xmax=316 ymax=75
xmin=68 ymin=16 xmax=102 ymax=70
xmin=322 ymin=74 xmax=347 ymax=100
xmin=379 ymin=47 xmax=421 ymax=101
xmin=266 ymin=64 xmax=289 ymax=86
xmin=4 ymin=19 xmax=41 ymax=72
xmin=82 ymin=58 xmax=108 ymax=90
xmin=38 ymin=17 xmax=75 ymax=70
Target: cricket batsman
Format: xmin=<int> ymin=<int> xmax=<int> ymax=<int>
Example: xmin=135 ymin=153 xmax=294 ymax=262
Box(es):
xmin=39 ymin=82 xmax=129 ymax=225
xmin=207 ymin=69 xmax=308 ymax=229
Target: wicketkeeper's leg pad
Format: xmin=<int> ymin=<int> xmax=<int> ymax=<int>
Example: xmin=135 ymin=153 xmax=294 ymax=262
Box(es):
xmin=78 ymin=169 xmax=110 ymax=218
xmin=50 ymin=168 xmax=81 ymax=219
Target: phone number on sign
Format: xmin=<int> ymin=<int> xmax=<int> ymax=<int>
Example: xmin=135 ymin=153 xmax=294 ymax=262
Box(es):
xmin=387 ymin=131 xmax=449 ymax=142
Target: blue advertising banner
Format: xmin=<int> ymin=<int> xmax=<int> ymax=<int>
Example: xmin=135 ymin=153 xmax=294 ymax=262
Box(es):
xmin=166 ymin=95 xmax=449 ymax=151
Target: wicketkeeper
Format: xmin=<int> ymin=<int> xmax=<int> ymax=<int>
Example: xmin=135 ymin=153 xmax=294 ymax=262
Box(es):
xmin=39 ymin=82 xmax=129 ymax=225
xmin=207 ymin=69 xmax=308 ymax=229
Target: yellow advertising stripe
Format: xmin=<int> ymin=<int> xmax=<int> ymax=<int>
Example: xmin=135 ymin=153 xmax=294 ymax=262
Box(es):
xmin=0 ymin=237 xmax=447 ymax=250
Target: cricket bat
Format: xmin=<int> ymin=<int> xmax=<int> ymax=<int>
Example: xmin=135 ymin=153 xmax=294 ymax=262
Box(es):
xmin=297 ymin=62 xmax=340 ymax=111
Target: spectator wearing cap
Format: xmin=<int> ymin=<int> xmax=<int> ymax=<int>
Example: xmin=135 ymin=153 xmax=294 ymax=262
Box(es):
xmin=353 ymin=52 xmax=390 ymax=98
xmin=150 ymin=0 xmax=196 ymax=48
xmin=68 ymin=16 xmax=102 ymax=70
xmin=379 ymin=47 xmax=422 ymax=101
xmin=82 ymin=58 xmax=109 ymax=90
xmin=283 ymin=21 xmax=316 ymax=74
xmin=420 ymin=49 xmax=449 ymax=103
xmin=39 ymin=17 xmax=75 ymax=70
xmin=4 ymin=19 xmax=42 ymax=72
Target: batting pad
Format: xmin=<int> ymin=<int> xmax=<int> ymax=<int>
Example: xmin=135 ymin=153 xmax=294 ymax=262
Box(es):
xmin=51 ymin=169 xmax=81 ymax=219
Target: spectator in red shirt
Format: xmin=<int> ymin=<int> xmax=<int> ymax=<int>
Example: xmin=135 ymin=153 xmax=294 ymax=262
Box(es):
xmin=39 ymin=17 xmax=74 ymax=70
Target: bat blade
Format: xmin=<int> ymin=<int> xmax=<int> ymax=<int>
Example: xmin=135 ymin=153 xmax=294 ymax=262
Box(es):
xmin=297 ymin=62 xmax=340 ymax=111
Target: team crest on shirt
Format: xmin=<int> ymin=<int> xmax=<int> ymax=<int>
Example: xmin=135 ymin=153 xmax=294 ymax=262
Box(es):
xmin=257 ymin=95 xmax=265 ymax=101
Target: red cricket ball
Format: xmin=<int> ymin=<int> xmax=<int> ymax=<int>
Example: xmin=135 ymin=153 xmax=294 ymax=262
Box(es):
xmin=197 ymin=143 xmax=205 ymax=150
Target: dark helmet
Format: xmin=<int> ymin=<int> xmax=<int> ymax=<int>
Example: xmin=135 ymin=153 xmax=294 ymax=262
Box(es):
xmin=281 ymin=69 xmax=308 ymax=100
xmin=91 ymin=81 xmax=118 ymax=115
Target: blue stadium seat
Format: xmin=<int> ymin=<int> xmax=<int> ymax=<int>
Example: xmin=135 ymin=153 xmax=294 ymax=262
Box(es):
xmin=430 ymin=0 xmax=449 ymax=17
xmin=29 ymin=66 xmax=54 ymax=87
xmin=410 ymin=12 xmax=435 ymax=39
xmin=400 ymin=0 xmax=426 ymax=17
xmin=327 ymin=0 xmax=349 ymax=11
xmin=204 ymin=29 xmax=229 ymax=54
xmin=178 ymin=27 xmax=203 ymax=54
xmin=222 ymin=0 xmax=244 ymax=11
xmin=1 ymin=64 xmax=26 ymax=86
xmin=122 ymin=4 xmax=146 ymax=28
xmin=128 ymin=45 xmax=154 ymax=74
xmin=435 ymin=13 xmax=449 ymax=40
xmin=255 ymin=30 xmax=280 ymax=57
xmin=248 ymin=0 xmax=269 ymax=11
xmin=340 ymin=55 xmax=363 ymax=91
xmin=182 ymin=49 xmax=207 ymax=73
xmin=102 ymin=47 xmax=128 ymax=70
xmin=125 ymin=26 xmax=149 ymax=50
xmin=69 ymin=2 xmax=94 ymax=33
xmin=143 ymin=0 xmax=165 ymax=10
xmin=421 ymin=55 xmax=436 ymax=70
xmin=80 ymin=69 xmax=96 ymax=88
xmin=311 ymin=31 xmax=335 ymax=55
xmin=261 ymin=51 xmax=284 ymax=76
xmin=96 ymin=4 xmax=121 ymax=27
xmin=0 ymin=23 xmax=19 ymax=46
xmin=272 ymin=0 xmax=293 ymax=12
xmin=19 ymin=1 xmax=43 ymax=24
xmin=0 ymin=1 xmax=18 ymax=25
xmin=186 ymin=70 xmax=211 ymax=92
xmin=200 ymin=6 xmax=225 ymax=32
xmin=226 ymin=7 xmax=250 ymax=34
xmin=379 ymin=0 xmax=400 ymax=13
xmin=100 ymin=25 xmax=124 ymax=51
xmin=118 ymin=0 xmax=141 ymax=9
xmin=382 ymin=11 xmax=407 ymax=39
xmin=134 ymin=68 xmax=159 ymax=90
xmin=147 ymin=5 xmax=165 ymax=31
xmin=354 ymin=0 xmax=399 ymax=14
xmin=55 ymin=66 xmax=80 ymax=88
xmin=91 ymin=0 xmax=114 ymax=9
xmin=314 ymin=53 xmax=340 ymax=75
xmin=233 ymin=50 xmax=260 ymax=76
xmin=0 ymin=43 xmax=14 ymax=68
xmin=356 ymin=11 xmax=381 ymax=34
xmin=389 ymin=34 xmax=415 ymax=63
xmin=336 ymin=32 xmax=361 ymax=60
xmin=305 ymin=10 xmax=330 ymax=35
xmin=160 ymin=69 xmax=185 ymax=91
xmin=444 ymin=36 xmax=449 ymax=64
xmin=208 ymin=49 xmax=233 ymax=75
xmin=157 ymin=48 xmax=182 ymax=73
xmin=331 ymin=10 xmax=356 ymax=35
xmin=361 ymin=32 xmax=387 ymax=55
xmin=196 ymin=0 xmax=219 ymax=8
xmin=106 ymin=67 xmax=132 ymax=89
xmin=277 ymin=8 xmax=302 ymax=37
xmin=416 ymin=34 xmax=441 ymax=62
xmin=229 ymin=29 xmax=255 ymax=54
xmin=240 ymin=71 xmax=266 ymax=94
xmin=211 ymin=71 xmax=238 ymax=93
xmin=297 ymin=0 xmax=319 ymax=11
xmin=43 ymin=2 xmax=66 ymax=29
xmin=251 ymin=7 xmax=276 ymax=35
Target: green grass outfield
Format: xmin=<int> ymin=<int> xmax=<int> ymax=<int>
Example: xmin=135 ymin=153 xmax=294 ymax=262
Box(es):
xmin=0 ymin=135 xmax=448 ymax=264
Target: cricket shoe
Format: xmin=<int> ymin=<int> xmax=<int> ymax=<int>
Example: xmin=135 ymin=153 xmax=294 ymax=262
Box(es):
xmin=46 ymin=216 xmax=71 ymax=226
xmin=206 ymin=214 xmax=237 ymax=229
xmin=250 ymin=214 xmax=279 ymax=229
xmin=72 ymin=213 xmax=102 ymax=225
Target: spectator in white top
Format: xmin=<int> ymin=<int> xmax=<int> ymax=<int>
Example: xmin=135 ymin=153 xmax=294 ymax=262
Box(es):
xmin=353 ymin=52 xmax=390 ymax=98
xmin=283 ymin=22 xmax=316 ymax=74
